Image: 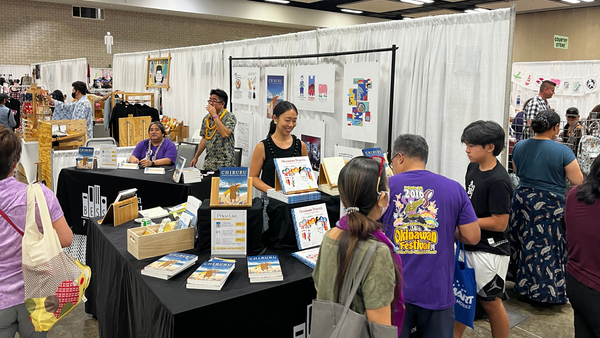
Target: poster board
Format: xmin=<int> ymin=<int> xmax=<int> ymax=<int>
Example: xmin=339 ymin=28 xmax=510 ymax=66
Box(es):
xmin=146 ymin=54 xmax=171 ymax=91
xmin=342 ymin=62 xmax=379 ymax=143
xmin=293 ymin=64 xmax=335 ymax=113
xmin=232 ymin=67 xmax=260 ymax=106
xmin=265 ymin=67 xmax=287 ymax=119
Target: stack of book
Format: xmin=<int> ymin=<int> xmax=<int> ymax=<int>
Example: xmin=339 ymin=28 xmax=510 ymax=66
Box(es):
xmin=292 ymin=247 xmax=320 ymax=269
xmin=247 ymin=255 xmax=283 ymax=283
xmin=187 ymin=258 xmax=235 ymax=290
xmin=267 ymin=189 xmax=321 ymax=204
xmin=141 ymin=252 xmax=198 ymax=280
xmin=182 ymin=167 xmax=202 ymax=183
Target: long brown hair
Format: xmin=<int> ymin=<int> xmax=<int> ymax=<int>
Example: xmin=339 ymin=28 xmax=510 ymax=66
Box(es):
xmin=335 ymin=156 xmax=401 ymax=312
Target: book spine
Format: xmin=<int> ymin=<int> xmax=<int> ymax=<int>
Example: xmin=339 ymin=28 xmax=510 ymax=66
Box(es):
xmin=291 ymin=209 xmax=303 ymax=250
xmin=273 ymin=159 xmax=287 ymax=195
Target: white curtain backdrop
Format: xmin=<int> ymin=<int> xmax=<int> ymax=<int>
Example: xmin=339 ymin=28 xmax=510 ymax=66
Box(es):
xmin=0 ymin=65 xmax=30 ymax=81
xmin=112 ymin=9 xmax=512 ymax=184
xmin=512 ymin=60 xmax=600 ymax=119
xmin=34 ymin=58 xmax=87 ymax=94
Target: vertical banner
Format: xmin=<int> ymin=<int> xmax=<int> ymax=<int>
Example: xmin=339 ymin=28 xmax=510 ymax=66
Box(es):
xmin=231 ymin=67 xmax=260 ymax=106
xmin=265 ymin=67 xmax=287 ymax=119
xmin=293 ymin=64 xmax=335 ymax=113
xmin=342 ymin=62 xmax=379 ymax=143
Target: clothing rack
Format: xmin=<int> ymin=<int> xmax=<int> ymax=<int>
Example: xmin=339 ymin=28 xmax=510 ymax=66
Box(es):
xmin=111 ymin=92 xmax=154 ymax=109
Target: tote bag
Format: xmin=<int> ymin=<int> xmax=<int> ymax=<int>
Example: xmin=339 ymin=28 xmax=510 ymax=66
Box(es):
xmin=311 ymin=242 xmax=397 ymax=338
xmin=22 ymin=184 xmax=91 ymax=332
xmin=453 ymin=241 xmax=477 ymax=328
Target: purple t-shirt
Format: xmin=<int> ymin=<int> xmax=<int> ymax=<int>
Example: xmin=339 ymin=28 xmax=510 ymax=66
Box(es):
xmin=0 ymin=177 xmax=64 ymax=310
xmin=131 ymin=138 xmax=178 ymax=166
xmin=382 ymin=170 xmax=478 ymax=310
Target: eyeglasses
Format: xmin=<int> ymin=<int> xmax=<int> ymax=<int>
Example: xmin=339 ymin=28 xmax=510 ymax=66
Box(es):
xmin=207 ymin=99 xmax=223 ymax=104
xmin=390 ymin=152 xmax=403 ymax=170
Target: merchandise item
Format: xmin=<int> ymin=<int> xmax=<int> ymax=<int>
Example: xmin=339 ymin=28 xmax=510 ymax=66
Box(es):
xmin=247 ymin=255 xmax=283 ymax=282
xmin=266 ymin=189 xmax=320 ymax=204
xmin=141 ymin=252 xmax=198 ymax=280
xmin=273 ymin=156 xmax=317 ymax=194
xmin=464 ymin=161 xmax=513 ymax=255
xmin=53 ymin=94 xmax=94 ymax=139
xmin=217 ymin=167 xmax=249 ymax=206
xmin=199 ymin=110 xmax=237 ymax=171
xmin=260 ymin=134 xmax=302 ymax=188
xmin=110 ymin=103 xmax=139 ymax=144
xmin=131 ymin=138 xmax=178 ymax=166
xmin=292 ymin=247 xmax=320 ymax=269
xmin=181 ymin=167 xmax=202 ymax=183
xmin=382 ymin=170 xmax=478 ymax=310
xmin=291 ymin=203 xmax=329 ymax=250
xmin=187 ymin=260 xmax=235 ymax=291
xmin=512 ymin=139 xmax=575 ymax=196
xmin=0 ymin=177 xmax=64 ymax=311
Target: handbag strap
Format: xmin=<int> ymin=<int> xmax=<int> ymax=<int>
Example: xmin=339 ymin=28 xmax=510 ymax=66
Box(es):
xmin=0 ymin=208 xmax=23 ymax=236
xmin=331 ymin=242 xmax=380 ymax=338
xmin=455 ymin=241 xmax=465 ymax=262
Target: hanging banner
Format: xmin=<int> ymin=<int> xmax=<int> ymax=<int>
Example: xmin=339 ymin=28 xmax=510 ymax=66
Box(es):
xmin=523 ymin=72 xmax=535 ymax=89
xmin=511 ymin=68 xmax=525 ymax=87
xmin=583 ymin=75 xmax=599 ymax=94
xmin=232 ymin=67 xmax=260 ymax=106
xmin=265 ymin=67 xmax=288 ymax=119
xmin=342 ymin=62 xmax=379 ymax=144
xmin=562 ymin=78 xmax=573 ymax=96
xmin=551 ymin=78 xmax=562 ymax=95
xmin=572 ymin=78 xmax=584 ymax=96
xmin=234 ymin=111 xmax=255 ymax=168
xmin=293 ymin=64 xmax=335 ymax=113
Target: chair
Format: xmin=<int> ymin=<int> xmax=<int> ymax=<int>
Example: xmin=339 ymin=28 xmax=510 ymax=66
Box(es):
xmin=85 ymin=137 xmax=117 ymax=147
xmin=177 ymin=142 xmax=199 ymax=165
xmin=234 ymin=147 xmax=242 ymax=167
xmin=191 ymin=129 xmax=202 ymax=143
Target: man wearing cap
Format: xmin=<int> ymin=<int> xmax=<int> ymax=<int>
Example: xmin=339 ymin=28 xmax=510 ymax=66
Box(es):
xmin=563 ymin=107 xmax=583 ymax=153
xmin=523 ymin=80 xmax=555 ymax=139
xmin=0 ymin=94 xmax=17 ymax=132
xmin=47 ymin=81 xmax=93 ymax=139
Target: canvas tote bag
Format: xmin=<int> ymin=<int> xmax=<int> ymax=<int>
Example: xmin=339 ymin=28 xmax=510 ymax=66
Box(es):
xmin=22 ymin=184 xmax=91 ymax=332
xmin=453 ymin=241 xmax=477 ymax=329
xmin=311 ymin=242 xmax=397 ymax=338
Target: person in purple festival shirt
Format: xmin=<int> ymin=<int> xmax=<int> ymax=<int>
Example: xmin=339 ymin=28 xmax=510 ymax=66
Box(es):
xmin=129 ymin=121 xmax=177 ymax=167
xmin=0 ymin=126 xmax=73 ymax=337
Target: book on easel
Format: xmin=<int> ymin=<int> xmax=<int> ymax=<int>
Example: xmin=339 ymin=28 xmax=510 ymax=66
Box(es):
xmin=291 ymin=203 xmax=330 ymax=250
xmin=362 ymin=147 xmax=393 ymax=177
xmin=318 ymin=157 xmax=346 ymax=196
xmin=172 ymin=156 xmax=186 ymax=183
xmin=273 ymin=156 xmax=318 ymax=195
xmin=210 ymin=167 xmax=253 ymax=207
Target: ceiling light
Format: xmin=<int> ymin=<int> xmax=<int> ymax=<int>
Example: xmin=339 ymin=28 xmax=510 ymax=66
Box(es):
xmin=265 ymin=0 xmax=290 ymax=3
xmin=420 ymin=0 xmax=434 ymax=3
xmin=581 ymin=0 xmax=594 ymax=2
xmin=401 ymin=0 xmax=424 ymax=5
xmin=464 ymin=9 xmax=478 ymax=13
xmin=561 ymin=0 xmax=580 ymax=3
xmin=474 ymin=7 xmax=489 ymax=11
xmin=341 ymin=8 xmax=363 ymax=14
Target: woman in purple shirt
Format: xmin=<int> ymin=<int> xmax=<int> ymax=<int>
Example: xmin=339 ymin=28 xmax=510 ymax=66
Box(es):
xmin=128 ymin=121 xmax=177 ymax=167
xmin=565 ymin=155 xmax=600 ymax=337
xmin=0 ymin=126 xmax=73 ymax=337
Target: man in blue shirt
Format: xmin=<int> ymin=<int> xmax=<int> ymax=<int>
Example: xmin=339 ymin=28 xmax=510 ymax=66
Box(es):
xmin=48 ymin=81 xmax=93 ymax=139
xmin=0 ymin=94 xmax=16 ymax=132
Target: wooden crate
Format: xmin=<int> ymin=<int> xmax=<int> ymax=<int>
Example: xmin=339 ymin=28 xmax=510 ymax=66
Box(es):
xmin=169 ymin=124 xmax=189 ymax=143
xmin=127 ymin=224 xmax=195 ymax=260
xmin=38 ymin=119 xmax=87 ymax=189
xmin=118 ymin=116 xmax=152 ymax=147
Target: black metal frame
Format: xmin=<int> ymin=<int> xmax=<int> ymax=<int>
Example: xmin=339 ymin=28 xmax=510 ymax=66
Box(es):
xmin=229 ymin=44 xmax=398 ymax=158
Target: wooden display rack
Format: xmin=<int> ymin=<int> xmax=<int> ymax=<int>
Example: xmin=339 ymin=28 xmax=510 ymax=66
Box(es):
xmin=118 ymin=116 xmax=152 ymax=147
xmin=23 ymin=83 xmax=49 ymax=141
xmin=210 ymin=177 xmax=253 ymax=207
xmin=38 ymin=119 xmax=87 ymax=189
xmin=99 ymin=196 xmax=139 ymax=227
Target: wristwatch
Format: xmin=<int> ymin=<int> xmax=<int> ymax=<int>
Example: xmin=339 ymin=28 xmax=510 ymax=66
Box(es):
xmin=151 ymin=161 xmax=155 ymax=167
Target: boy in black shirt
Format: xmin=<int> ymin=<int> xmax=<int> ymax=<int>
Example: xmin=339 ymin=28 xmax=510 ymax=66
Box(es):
xmin=455 ymin=120 xmax=513 ymax=338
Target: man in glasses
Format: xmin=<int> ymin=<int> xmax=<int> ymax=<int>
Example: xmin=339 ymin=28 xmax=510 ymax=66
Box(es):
xmin=382 ymin=134 xmax=481 ymax=338
xmin=190 ymin=89 xmax=237 ymax=171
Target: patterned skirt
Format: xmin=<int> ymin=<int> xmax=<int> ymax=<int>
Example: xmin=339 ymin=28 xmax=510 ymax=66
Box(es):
xmin=508 ymin=187 xmax=568 ymax=304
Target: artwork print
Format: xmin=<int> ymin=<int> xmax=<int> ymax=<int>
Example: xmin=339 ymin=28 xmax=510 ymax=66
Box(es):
xmin=146 ymin=55 xmax=171 ymax=90
xmin=293 ymin=65 xmax=335 ymax=113
xmin=342 ymin=62 xmax=379 ymax=143
xmin=301 ymin=134 xmax=321 ymax=172
xmin=232 ymin=67 xmax=259 ymax=106
xmin=265 ymin=67 xmax=287 ymax=119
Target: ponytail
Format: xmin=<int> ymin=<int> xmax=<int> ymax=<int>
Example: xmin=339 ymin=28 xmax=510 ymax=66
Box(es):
xmin=267 ymin=120 xmax=276 ymax=137
xmin=267 ymin=100 xmax=298 ymax=138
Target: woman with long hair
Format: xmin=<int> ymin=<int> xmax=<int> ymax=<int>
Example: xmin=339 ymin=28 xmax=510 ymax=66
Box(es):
xmin=249 ymin=101 xmax=308 ymax=230
xmin=313 ymin=156 xmax=404 ymax=333
xmin=565 ymin=155 xmax=600 ymax=337
xmin=509 ymin=110 xmax=583 ymax=304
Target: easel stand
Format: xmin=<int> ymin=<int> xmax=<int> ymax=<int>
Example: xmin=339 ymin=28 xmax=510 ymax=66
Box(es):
xmin=100 ymin=196 xmax=139 ymax=227
xmin=210 ymin=177 xmax=253 ymax=207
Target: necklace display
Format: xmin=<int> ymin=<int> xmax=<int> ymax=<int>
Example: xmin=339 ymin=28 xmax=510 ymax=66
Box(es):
xmin=266 ymin=134 xmax=299 ymax=159
xmin=205 ymin=109 xmax=227 ymax=140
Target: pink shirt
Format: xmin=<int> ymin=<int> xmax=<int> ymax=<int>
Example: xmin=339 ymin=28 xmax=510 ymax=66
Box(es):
xmin=0 ymin=177 xmax=64 ymax=310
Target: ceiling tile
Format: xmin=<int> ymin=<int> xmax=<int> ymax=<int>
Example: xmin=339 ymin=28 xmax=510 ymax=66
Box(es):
xmin=404 ymin=8 xmax=461 ymax=17
xmin=479 ymin=0 xmax=569 ymax=12
xmin=338 ymin=0 xmax=421 ymax=13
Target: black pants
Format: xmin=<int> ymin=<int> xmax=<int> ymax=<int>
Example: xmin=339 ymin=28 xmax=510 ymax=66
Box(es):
xmin=401 ymin=303 xmax=454 ymax=338
xmin=567 ymin=272 xmax=600 ymax=338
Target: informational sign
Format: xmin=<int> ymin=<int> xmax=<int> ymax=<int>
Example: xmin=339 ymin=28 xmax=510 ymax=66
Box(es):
xmin=98 ymin=145 xmax=118 ymax=169
xmin=554 ymin=35 xmax=569 ymax=49
xmin=211 ymin=210 xmax=247 ymax=257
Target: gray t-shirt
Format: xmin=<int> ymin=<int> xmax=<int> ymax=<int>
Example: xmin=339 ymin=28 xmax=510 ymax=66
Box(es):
xmin=0 ymin=105 xmax=16 ymax=132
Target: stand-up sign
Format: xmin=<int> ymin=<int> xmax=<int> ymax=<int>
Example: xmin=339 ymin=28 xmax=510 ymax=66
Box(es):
xmin=211 ymin=210 xmax=247 ymax=257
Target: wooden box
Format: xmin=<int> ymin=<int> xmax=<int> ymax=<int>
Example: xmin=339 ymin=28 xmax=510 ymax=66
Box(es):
xmin=127 ymin=224 xmax=195 ymax=260
xmin=169 ymin=124 xmax=189 ymax=143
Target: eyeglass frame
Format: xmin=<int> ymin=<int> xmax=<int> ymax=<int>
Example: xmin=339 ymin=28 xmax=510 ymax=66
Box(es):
xmin=207 ymin=99 xmax=224 ymax=104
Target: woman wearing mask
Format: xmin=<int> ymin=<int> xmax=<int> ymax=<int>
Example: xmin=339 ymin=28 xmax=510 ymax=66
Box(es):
xmin=313 ymin=156 xmax=404 ymax=333
xmin=509 ymin=110 xmax=583 ymax=304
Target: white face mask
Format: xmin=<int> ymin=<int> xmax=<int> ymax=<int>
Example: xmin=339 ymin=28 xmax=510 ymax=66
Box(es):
xmin=379 ymin=191 xmax=390 ymax=214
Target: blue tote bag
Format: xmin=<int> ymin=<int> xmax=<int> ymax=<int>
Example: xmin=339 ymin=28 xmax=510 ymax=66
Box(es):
xmin=453 ymin=241 xmax=477 ymax=328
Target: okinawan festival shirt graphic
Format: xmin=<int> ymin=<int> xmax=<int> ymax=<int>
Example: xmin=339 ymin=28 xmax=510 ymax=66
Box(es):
xmin=392 ymin=186 xmax=439 ymax=254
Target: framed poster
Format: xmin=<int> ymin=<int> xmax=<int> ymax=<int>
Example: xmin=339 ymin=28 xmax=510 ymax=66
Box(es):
xmin=265 ymin=67 xmax=287 ymax=119
xmin=232 ymin=67 xmax=260 ymax=106
xmin=293 ymin=64 xmax=335 ymax=113
xmin=146 ymin=54 xmax=171 ymax=91
xmin=342 ymin=62 xmax=379 ymax=143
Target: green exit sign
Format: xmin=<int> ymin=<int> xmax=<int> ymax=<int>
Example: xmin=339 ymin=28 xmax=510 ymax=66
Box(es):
xmin=554 ymin=35 xmax=569 ymax=49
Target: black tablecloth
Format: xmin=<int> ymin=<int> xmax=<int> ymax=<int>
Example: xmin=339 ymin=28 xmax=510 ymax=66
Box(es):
xmin=85 ymin=218 xmax=316 ymax=338
xmin=264 ymin=194 xmax=341 ymax=249
xmin=196 ymin=198 xmax=265 ymax=255
xmin=56 ymin=167 xmax=213 ymax=235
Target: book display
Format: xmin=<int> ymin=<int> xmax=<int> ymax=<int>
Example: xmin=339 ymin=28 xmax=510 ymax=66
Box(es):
xmin=317 ymin=157 xmax=345 ymax=196
xmin=273 ymin=156 xmax=318 ymax=195
xmin=182 ymin=167 xmax=202 ymax=183
xmin=247 ymin=255 xmax=283 ymax=283
xmin=172 ymin=156 xmax=187 ymax=183
xmin=291 ymin=247 xmax=320 ymax=269
xmin=141 ymin=252 xmax=198 ymax=280
xmin=266 ymin=189 xmax=321 ymax=204
xmin=177 ymin=196 xmax=201 ymax=230
xmin=291 ymin=203 xmax=330 ymax=250
xmin=210 ymin=167 xmax=252 ymax=207
xmin=76 ymin=147 xmax=94 ymax=169
xmin=186 ymin=260 xmax=235 ymax=290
